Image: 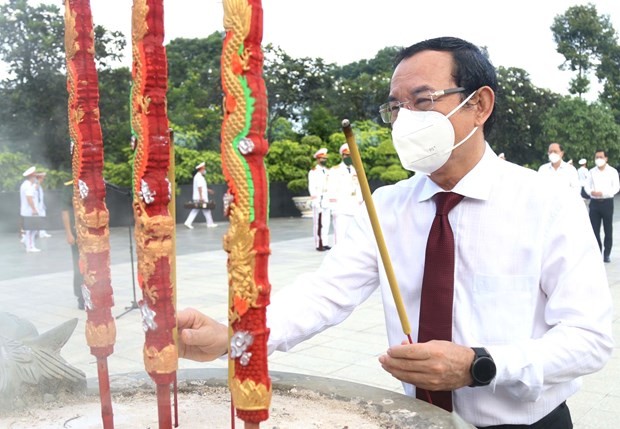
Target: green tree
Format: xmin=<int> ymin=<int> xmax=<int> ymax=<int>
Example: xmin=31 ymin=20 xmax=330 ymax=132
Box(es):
xmin=263 ymin=44 xmax=335 ymax=127
xmin=269 ymin=116 xmax=299 ymax=142
xmin=304 ymin=106 xmax=339 ymax=142
xmin=99 ymin=67 xmax=132 ymax=163
xmin=0 ymin=0 xmax=125 ymax=170
xmin=551 ymin=3 xmax=617 ymax=97
xmin=541 ymin=96 xmax=620 ymax=165
xmin=598 ymin=43 xmax=620 ymax=123
xmin=265 ymin=139 xmax=313 ymax=194
xmin=167 ymin=34 xmax=224 ymax=151
xmin=490 ymin=66 xmax=561 ymax=166
xmin=327 ymin=47 xmax=398 ymax=124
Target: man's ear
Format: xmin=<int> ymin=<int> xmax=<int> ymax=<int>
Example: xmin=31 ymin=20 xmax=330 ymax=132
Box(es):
xmin=472 ymin=86 xmax=494 ymax=128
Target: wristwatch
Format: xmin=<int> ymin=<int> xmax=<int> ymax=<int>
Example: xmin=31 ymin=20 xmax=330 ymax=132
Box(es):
xmin=469 ymin=347 xmax=496 ymax=387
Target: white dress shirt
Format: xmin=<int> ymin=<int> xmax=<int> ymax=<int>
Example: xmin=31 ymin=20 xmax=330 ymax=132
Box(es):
xmin=537 ymin=161 xmax=580 ymax=194
xmin=266 ymin=144 xmax=613 ymax=427
xmin=586 ymin=164 xmax=620 ymax=199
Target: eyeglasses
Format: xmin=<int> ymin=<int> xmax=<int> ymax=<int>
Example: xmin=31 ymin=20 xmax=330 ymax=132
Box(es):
xmin=378 ymin=87 xmax=466 ymax=124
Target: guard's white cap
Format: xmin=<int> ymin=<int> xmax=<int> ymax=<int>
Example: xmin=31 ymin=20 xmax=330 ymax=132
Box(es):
xmin=579 ymin=158 xmax=587 ymax=165
xmin=339 ymin=143 xmax=350 ymax=155
xmin=313 ymin=148 xmax=328 ymax=159
xmin=195 ymin=162 xmax=206 ymax=170
xmin=22 ymin=166 xmax=36 ymax=177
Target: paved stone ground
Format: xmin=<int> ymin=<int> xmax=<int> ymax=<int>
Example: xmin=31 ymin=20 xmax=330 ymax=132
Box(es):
xmin=1 ymin=207 xmax=618 ymax=428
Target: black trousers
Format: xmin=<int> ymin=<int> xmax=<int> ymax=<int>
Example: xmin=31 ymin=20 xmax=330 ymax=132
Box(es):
xmin=589 ymin=198 xmax=614 ymax=258
xmin=478 ymin=402 xmax=572 ymax=429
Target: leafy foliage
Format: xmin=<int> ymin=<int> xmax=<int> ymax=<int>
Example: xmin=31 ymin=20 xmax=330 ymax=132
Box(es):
xmin=551 ymin=3 xmax=618 ymax=97
xmin=2 ymin=2 xmax=620 ymax=194
xmin=0 ymin=0 xmax=126 ymax=173
xmin=541 ymin=96 xmax=620 ymax=166
xmin=167 ymin=34 xmax=224 ymax=151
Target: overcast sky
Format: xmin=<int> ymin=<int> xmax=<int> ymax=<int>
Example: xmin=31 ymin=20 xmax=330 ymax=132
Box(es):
xmin=17 ymin=0 xmax=620 ymax=99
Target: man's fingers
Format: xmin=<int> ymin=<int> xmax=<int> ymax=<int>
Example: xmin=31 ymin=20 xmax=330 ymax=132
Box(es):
xmin=387 ymin=343 xmax=431 ymax=360
xmin=177 ymin=307 xmax=202 ymax=329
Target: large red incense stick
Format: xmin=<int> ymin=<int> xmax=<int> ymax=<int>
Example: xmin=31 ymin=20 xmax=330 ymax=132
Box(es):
xmin=221 ymin=0 xmax=272 ymax=427
xmin=130 ymin=1 xmax=177 ymax=428
xmin=64 ymin=1 xmax=115 ymax=427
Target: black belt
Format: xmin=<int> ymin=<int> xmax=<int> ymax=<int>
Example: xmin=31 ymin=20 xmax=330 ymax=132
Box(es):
xmin=478 ymin=402 xmax=571 ymax=429
xmin=591 ymin=198 xmax=613 ymax=202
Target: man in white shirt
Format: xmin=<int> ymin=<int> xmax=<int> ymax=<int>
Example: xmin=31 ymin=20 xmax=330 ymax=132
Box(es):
xmin=308 ymin=148 xmax=331 ymax=251
xmin=19 ymin=166 xmax=41 ymax=252
xmin=585 ymin=150 xmax=620 ymax=262
xmin=537 ymin=142 xmax=580 ymax=194
xmin=326 ymin=143 xmax=363 ymax=244
xmin=175 ymin=37 xmax=613 ymax=428
xmin=183 ymin=162 xmax=217 ymax=229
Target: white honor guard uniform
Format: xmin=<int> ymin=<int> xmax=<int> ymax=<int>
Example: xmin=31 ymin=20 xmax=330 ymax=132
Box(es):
xmin=327 ymin=144 xmax=363 ymax=244
xmin=19 ymin=166 xmax=41 ymax=252
xmin=308 ymin=148 xmax=331 ymax=251
xmin=184 ymin=162 xmax=218 ymax=229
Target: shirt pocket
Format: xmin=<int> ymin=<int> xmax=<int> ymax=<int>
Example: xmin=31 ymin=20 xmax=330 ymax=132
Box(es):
xmin=470 ymin=274 xmax=537 ymax=344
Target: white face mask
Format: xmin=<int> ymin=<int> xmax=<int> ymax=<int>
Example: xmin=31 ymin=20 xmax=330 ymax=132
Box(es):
xmin=548 ymin=153 xmax=561 ymax=164
xmin=391 ymin=91 xmax=478 ymax=174
xmin=595 ymin=158 xmax=607 ymax=168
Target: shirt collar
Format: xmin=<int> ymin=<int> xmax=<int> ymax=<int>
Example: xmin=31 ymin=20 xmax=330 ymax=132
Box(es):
xmin=418 ymin=143 xmax=498 ymax=203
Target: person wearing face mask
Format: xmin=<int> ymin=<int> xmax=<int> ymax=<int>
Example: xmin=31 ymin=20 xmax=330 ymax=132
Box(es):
xmin=184 ymin=162 xmax=218 ymax=229
xmin=308 ymin=148 xmax=332 ymax=251
xmin=585 ymin=150 xmax=620 ymax=263
xmin=174 ymin=37 xmax=612 ymax=429
xmin=537 ymin=143 xmax=580 ymax=194
xmin=326 ymin=143 xmax=363 ymax=245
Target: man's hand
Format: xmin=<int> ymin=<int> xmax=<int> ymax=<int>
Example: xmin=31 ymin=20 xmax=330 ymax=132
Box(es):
xmin=592 ymin=190 xmax=603 ymax=197
xmin=177 ymin=308 xmax=228 ymax=362
xmin=378 ymin=340 xmax=475 ymax=391
xmin=66 ymin=231 xmax=75 ymax=245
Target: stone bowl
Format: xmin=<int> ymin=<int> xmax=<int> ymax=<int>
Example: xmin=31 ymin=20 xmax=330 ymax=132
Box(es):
xmin=0 ymin=368 xmax=474 ymax=428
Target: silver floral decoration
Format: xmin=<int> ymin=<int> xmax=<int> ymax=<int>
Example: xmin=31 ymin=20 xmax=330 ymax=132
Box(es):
xmin=140 ymin=179 xmax=156 ymax=204
xmin=230 ymin=331 xmax=254 ymax=366
xmin=165 ymin=178 xmax=171 ymax=201
xmin=238 ymin=138 xmax=254 ymax=155
xmin=139 ymin=301 xmax=158 ymax=332
xmin=239 ymin=352 xmax=252 ymax=366
xmin=70 ymin=141 xmax=75 ymax=155
xmin=78 ymin=180 xmax=89 ymax=199
xmin=81 ymin=284 xmax=93 ymax=310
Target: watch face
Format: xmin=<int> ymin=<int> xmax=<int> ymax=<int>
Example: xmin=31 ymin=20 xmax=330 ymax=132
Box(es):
xmin=475 ymin=357 xmax=496 ymax=383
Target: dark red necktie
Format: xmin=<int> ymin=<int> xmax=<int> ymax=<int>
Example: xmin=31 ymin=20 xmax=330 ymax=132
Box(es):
xmin=416 ymin=192 xmax=464 ymax=412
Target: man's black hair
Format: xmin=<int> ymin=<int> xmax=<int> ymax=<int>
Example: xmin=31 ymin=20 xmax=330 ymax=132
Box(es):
xmin=395 ymin=37 xmax=498 ymax=136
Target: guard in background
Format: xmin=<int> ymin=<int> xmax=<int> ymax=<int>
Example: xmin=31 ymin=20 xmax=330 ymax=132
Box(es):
xmin=19 ymin=166 xmax=40 ymax=253
xmin=184 ymin=161 xmax=218 ymax=229
xmin=327 ymin=143 xmax=363 ymax=245
xmin=308 ymin=148 xmax=331 ymax=251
